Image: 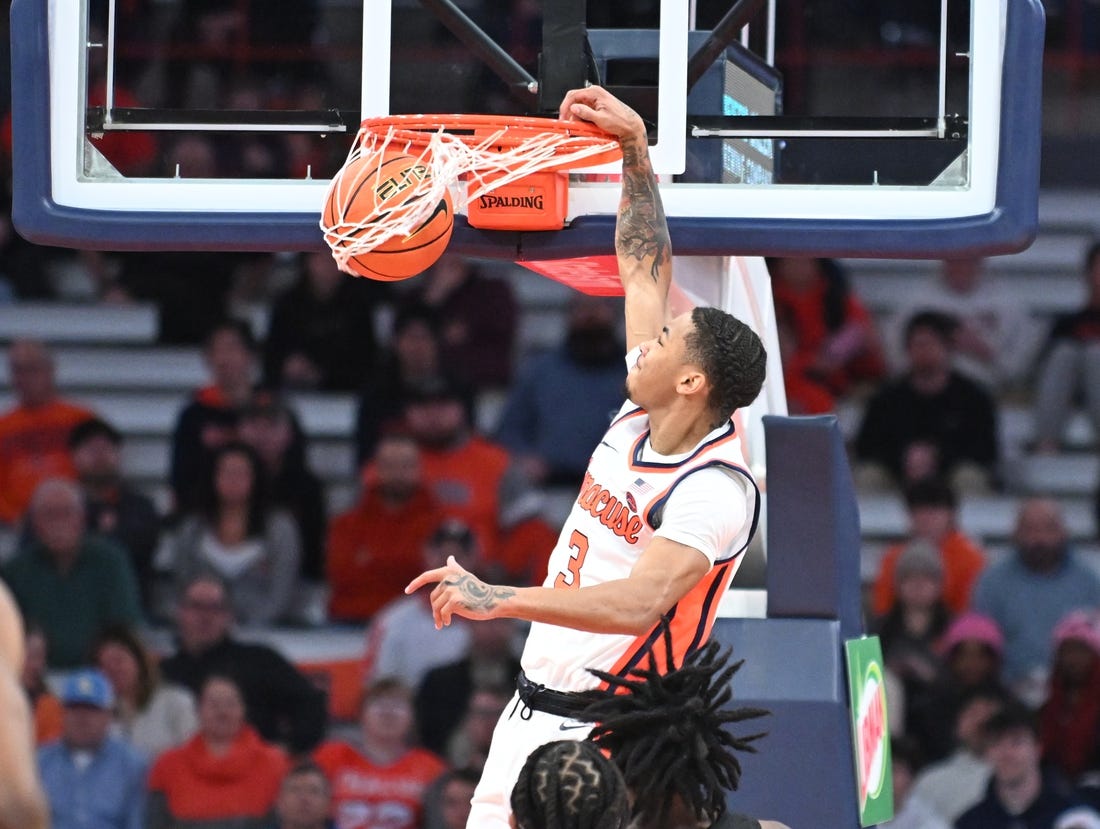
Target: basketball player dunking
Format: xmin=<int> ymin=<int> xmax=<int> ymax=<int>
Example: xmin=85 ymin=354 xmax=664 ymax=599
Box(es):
xmin=0 ymin=581 xmax=50 ymax=829
xmin=406 ymin=84 xmax=768 ymax=829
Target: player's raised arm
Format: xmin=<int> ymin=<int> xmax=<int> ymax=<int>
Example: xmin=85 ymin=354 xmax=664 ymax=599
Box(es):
xmin=560 ymin=86 xmax=671 ymax=351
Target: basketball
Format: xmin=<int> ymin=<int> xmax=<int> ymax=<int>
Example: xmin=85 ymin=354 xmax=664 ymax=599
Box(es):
xmin=323 ymin=150 xmax=453 ymax=281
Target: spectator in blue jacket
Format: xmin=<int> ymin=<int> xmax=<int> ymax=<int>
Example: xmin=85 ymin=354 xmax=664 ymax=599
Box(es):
xmin=37 ymin=669 xmax=147 ymax=829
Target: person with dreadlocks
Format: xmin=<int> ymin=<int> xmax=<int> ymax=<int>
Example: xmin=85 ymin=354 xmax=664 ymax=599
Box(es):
xmin=509 ymin=739 xmax=632 ymax=829
xmin=580 ymin=632 xmax=788 ymax=829
xmin=406 ymin=85 xmax=766 ymax=829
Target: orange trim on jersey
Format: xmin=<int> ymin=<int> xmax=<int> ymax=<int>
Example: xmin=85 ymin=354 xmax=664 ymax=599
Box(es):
xmin=601 ymin=560 xmax=738 ymax=686
xmin=627 ymin=421 xmax=739 ymax=472
xmin=609 ymin=406 xmax=646 ymax=429
xmin=642 ymin=460 xmax=756 ymax=539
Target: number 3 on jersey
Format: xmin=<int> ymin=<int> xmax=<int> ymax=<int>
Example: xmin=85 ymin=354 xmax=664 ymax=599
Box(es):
xmin=554 ymin=530 xmax=589 ymax=589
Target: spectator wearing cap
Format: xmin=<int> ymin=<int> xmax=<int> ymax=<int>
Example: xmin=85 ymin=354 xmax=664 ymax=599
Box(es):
xmin=0 ymin=338 xmax=95 ymax=524
xmin=908 ymin=612 xmax=1008 ymax=763
xmin=37 ymin=669 xmax=148 ymax=829
xmin=402 ymin=377 xmax=530 ymax=570
xmin=909 ymin=685 xmax=1011 ymax=824
xmin=2 ymin=478 xmax=142 ymax=668
xmin=362 ymin=518 xmax=478 ymax=690
xmin=957 ymin=704 xmax=1100 ymax=829
xmin=854 ymin=310 xmax=999 ymax=494
xmin=1040 ymin=610 xmax=1100 ymax=785
xmin=872 ymin=479 xmax=986 ymax=617
xmin=354 ymin=304 xmax=470 ymax=464
xmin=68 ymin=416 xmax=162 ymax=614
xmin=496 ymin=295 xmax=628 ymax=490
xmin=327 ymin=430 xmax=443 ymax=623
xmin=237 ymin=391 xmax=327 ymax=597
xmin=170 ymin=319 xmax=260 ymax=513
xmin=972 ymin=498 xmax=1100 ymax=700
xmin=159 ymin=573 xmax=327 ymax=754
xmin=166 ymin=441 xmax=302 ymax=626
xmin=876 ymin=539 xmax=952 ymax=733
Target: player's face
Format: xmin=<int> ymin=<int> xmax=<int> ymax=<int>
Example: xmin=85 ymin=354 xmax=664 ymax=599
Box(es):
xmin=626 ymin=313 xmax=694 ymax=407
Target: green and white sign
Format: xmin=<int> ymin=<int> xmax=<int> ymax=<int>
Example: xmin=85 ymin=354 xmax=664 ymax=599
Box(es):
xmin=845 ymin=636 xmax=893 ymax=827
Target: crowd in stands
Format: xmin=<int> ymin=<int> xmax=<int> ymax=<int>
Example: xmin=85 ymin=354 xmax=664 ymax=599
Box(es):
xmin=0 ymin=5 xmax=1099 ymax=826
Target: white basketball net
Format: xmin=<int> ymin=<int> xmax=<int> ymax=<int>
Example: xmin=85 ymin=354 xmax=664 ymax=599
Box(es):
xmin=320 ymin=121 xmax=620 ymax=275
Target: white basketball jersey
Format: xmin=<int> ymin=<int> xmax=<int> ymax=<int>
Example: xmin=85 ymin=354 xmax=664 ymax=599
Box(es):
xmin=520 ymin=402 xmax=760 ymax=692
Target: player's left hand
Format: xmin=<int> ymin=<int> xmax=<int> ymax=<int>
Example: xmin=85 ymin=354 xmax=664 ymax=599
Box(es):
xmin=405 ymin=556 xmax=517 ymax=629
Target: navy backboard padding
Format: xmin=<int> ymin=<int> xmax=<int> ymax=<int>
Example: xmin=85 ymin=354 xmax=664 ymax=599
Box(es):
xmin=710 ymin=618 xmax=861 ymax=827
xmin=763 ymin=415 xmax=863 ymax=640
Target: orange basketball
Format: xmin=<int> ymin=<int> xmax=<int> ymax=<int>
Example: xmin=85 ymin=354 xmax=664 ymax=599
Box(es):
xmin=323 ymin=150 xmax=453 ymax=281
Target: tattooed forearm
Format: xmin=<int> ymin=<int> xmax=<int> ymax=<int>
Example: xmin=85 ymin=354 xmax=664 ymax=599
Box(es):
xmin=616 ymin=135 xmax=671 ymax=280
xmin=446 ymin=575 xmax=516 ymax=612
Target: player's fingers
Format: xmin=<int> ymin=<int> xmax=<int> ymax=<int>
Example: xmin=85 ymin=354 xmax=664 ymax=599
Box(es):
xmin=405 ymin=566 xmax=447 ymax=594
xmin=559 ymin=87 xmax=598 ymax=119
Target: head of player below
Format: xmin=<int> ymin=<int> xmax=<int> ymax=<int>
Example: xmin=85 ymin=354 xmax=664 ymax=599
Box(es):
xmin=626 ymin=307 xmax=767 ymax=430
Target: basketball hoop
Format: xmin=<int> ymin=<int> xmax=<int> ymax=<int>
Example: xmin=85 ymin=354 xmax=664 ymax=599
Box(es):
xmin=320 ymin=114 xmax=622 ymax=265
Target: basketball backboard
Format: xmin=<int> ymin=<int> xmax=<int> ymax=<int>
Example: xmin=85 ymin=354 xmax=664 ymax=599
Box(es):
xmin=10 ymin=0 xmax=1043 ymax=259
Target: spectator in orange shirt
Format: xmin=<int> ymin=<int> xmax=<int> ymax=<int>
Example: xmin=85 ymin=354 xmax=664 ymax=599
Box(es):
xmin=873 ymin=478 xmax=986 ymax=617
xmin=327 ymin=430 xmax=443 ymax=623
xmin=314 ymin=678 xmax=447 ymax=829
xmin=20 ymin=625 xmax=62 ymax=745
xmin=0 ymin=339 xmax=94 ymax=523
xmin=147 ymin=674 xmax=289 ymax=829
xmin=403 ymin=378 xmax=527 ymax=570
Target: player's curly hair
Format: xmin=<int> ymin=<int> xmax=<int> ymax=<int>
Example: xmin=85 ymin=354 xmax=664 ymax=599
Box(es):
xmin=578 ymin=633 xmax=770 ymax=829
xmin=685 ymin=306 xmax=766 ymax=427
xmin=510 ymin=739 xmax=631 ymax=829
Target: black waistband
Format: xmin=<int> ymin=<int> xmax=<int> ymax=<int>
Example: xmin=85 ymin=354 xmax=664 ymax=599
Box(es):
xmin=515 ymin=670 xmax=594 ymax=719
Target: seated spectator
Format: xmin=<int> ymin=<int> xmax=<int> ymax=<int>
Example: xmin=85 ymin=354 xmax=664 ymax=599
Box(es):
xmin=879 ymin=737 xmax=950 ymax=829
xmin=956 ymin=704 xmax=1100 ymax=829
xmin=422 ymin=767 xmax=479 ymax=829
xmin=171 ymin=318 xmax=261 ymax=512
xmin=909 ymin=685 xmax=1008 ymax=824
xmin=768 ymin=257 xmax=886 ymax=401
xmin=2 ymin=479 xmax=141 ymax=668
xmin=495 ymin=501 xmax=559 ymax=587
xmin=92 ymin=624 xmax=197 ymax=759
xmin=159 ymin=573 xmax=327 ymax=754
xmin=872 ymin=479 xmax=986 ymax=617
xmin=1039 ymin=610 xmax=1100 ymax=786
xmin=21 ymin=624 xmax=62 ymax=745
xmin=168 ymin=442 xmax=302 ymax=626
xmin=415 ymin=617 xmax=521 ymax=757
xmin=362 ymin=519 xmax=477 ymax=690
xmin=271 ymin=761 xmax=335 ymax=829
xmin=237 ymin=392 xmax=326 ymax=596
xmin=876 ymin=540 xmax=952 ymax=730
xmin=354 ymin=304 xmax=466 ymax=464
xmin=147 ymin=674 xmax=289 ymax=829
xmin=854 ymin=311 xmax=999 ymax=493
xmin=68 ymin=416 xmax=161 ymax=614
xmin=314 ymin=678 xmax=447 ymax=829
xmin=885 ymin=257 xmax=1041 ymax=390
xmin=403 ymin=378 xmax=526 ymax=568
xmin=496 ymin=294 xmax=627 ymax=489
xmin=511 ymin=740 xmax=630 ymax=829
xmin=400 ymin=254 xmax=517 ymax=391
xmin=38 ymin=669 xmax=148 ymax=829
xmin=327 ymin=430 xmax=442 ymax=623
xmin=1033 ymin=241 xmax=1100 ymax=454
xmin=0 ymin=339 xmax=94 ymax=523
xmin=443 ymin=684 xmax=512 ymax=773
xmin=775 ymin=308 xmax=837 ymax=414
xmin=972 ymin=498 xmax=1100 ymax=703
xmin=262 ymin=250 xmax=386 ymax=392
xmin=909 ymin=612 xmax=1008 ymax=763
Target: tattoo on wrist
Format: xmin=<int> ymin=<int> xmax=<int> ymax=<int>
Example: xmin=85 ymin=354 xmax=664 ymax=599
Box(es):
xmin=446 ymin=576 xmax=515 ymax=611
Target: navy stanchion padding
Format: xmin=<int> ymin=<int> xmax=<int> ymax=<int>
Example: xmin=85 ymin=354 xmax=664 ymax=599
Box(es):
xmin=709 ymin=414 xmax=867 ymax=827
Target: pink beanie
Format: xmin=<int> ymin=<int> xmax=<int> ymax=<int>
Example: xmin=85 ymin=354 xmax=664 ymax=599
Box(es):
xmin=939 ymin=611 xmax=1005 ymax=657
xmin=1052 ymin=609 xmax=1100 ymax=659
